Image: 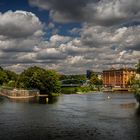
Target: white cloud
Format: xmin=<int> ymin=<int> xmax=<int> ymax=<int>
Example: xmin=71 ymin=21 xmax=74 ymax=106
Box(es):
xmin=36 ymin=47 xmax=66 ymax=60
xmin=0 ymin=10 xmax=45 ymax=71
xmin=1 ymin=2 xmax=140 ymax=74
xmin=66 ymin=56 xmax=84 ymax=65
xmin=50 ymin=34 xmax=71 ymax=44
xmin=0 ymin=10 xmax=44 ymax=38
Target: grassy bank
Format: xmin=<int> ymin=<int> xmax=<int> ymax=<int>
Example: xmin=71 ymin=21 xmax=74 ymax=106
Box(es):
xmin=61 ymin=86 xmax=96 ymax=94
xmin=51 ymin=92 xmax=61 ymax=97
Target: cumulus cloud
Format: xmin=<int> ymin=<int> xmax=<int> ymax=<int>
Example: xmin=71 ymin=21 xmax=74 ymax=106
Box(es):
xmin=0 ymin=10 xmax=44 ymax=70
xmin=1 ymin=1 xmax=140 ymax=74
xmin=51 ymin=24 xmax=140 ymax=72
xmin=49 ymin=34 xmax=71 ymax=47
xmin=81 ymin=24 xmax=140 ymax=51
xmin=80 ymin=24 xmax=140 ymax=68
xmin=36 ymin=48 xmax=67 ymax=60
xmin=0 ymin=10 xmax=45 ymax=53
xmin=29 ymin=0 xmax=140 ymax=26
xmin=0 ymin=10 xmax=44 ymax=38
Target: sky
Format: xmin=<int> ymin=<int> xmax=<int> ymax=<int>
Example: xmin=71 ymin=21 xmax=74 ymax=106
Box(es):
xmin=0 ymin=0 xmax=140 ymax=74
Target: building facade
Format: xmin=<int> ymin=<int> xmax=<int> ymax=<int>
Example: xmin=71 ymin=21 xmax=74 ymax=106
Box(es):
xmin=103 ymin=68 xmax=136 ymax=88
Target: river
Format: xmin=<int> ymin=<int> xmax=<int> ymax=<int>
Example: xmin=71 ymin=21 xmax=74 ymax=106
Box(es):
xmin=0 ymin=92 xmax=140 ymax=140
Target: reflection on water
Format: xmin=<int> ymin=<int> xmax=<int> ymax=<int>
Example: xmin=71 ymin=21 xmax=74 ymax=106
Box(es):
xmin=135 ymin=105 xmax=140 ymax=117
xmin=8 ymin=96 xmax=59 ymax=104
xmin=9 ymin=98 xmax=36 ymax=103
xmin=38 ymin=96 xmax=58 ymax=104
xmin=0 ymin=96 xmax=4 ymax=103
xmin=0 ymin=92 xmax=140 ymax=140
xmin=7 ymin=96 xmax=58 ymax=104
xmin=120 ymin=103 xmax=137 ymax=109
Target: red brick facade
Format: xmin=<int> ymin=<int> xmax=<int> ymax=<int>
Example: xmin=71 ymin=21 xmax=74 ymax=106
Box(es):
xmin=103 ymin=68 xmax=136 ymax=88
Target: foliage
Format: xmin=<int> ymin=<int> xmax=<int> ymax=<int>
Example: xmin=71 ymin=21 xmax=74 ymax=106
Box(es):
xmin=132 ymin=60 xmax=140 ymax=102
xmin=133 ymin=81 xmax=140 ymax=102
xmin=136 ymin=59 xmax=140 ymax=74
xmin=76 ymin=86 xmax=91 ymax=93
xmin=0 ymin=67 xmax=18 ymax=86
xmin=51 ymin=93 xmax=60 ymax=97
xmin=7 ymin=80 xmax=16 ymax=88
xmin=61 ymin=87 xmax=77 ymax=94
xmin=89 ymin=74 xmax=103 ymax=86
xmin=0 ymin=66 xmax=3 ymax=71
xmin=59 ymin=74 xmax=86 ymax=81
xmin=18 ymin=66 xmax=61 ymax=94
xmin=0 ymin=70 xmax=8 ymax=85
xmin=61 ymin=86 xmax=93 ymax=94
xmin=130 ymin=77 xmax=140 ymax=102
xmin=44 ymin=70 xmax=61 ymax=94
xmin=61 ymin=79 xmax=84 ymax=85
xmin=5 ymin=70 xmax=18 ymax=81
xmin=131 ymin=79 xmax=140 ymax=92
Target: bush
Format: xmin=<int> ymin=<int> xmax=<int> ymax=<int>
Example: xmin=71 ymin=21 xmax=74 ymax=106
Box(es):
xmin=61 ymin=87 xmax=77 ymax=94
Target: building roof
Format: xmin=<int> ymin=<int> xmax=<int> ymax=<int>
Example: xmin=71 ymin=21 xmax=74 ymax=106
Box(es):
xmin=103 ymin=68 xmax=136 ymax=72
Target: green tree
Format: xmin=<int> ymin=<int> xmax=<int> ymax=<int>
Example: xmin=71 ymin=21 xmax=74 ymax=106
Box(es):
xmin=129 ymin=60 xmax=140 ymax=103
xmin=89 ymin=76 xmax=102 ymax=86
xmin=18 ymin=66 xmax=61 ymax=94
xmin=136 ymin=59 xmax=140 ymax=74
xmin=5 ymin=70 xmax=18 ymax=81
xmin=0 ymin=67 xmax=18 ymax=87
xmin=59 ymin=74 xmax=86 ymax=82
xmin=0 ymin=66 xmax=3 ymax=71
xmin=89 ymin=73 xmax=103 ymax=91
xmin=44 ymin=70 xmax=61 ymax=94
xmin=0 ymin=70 xmax=8 ymax=85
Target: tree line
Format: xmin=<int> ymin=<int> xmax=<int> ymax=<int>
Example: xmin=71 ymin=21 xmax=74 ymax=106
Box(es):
xmin=0 ymin=66 xmax=61 ymax=95
xmin=0 ymin=66 xmax=103 ymax=95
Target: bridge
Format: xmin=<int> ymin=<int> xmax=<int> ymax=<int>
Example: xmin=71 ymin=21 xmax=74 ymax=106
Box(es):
xmin=61 ymin=79 xmax=85 ymax=87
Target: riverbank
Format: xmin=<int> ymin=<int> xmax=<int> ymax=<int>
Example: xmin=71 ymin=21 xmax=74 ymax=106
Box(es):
xmin=102 ymin=87 xmax=132 ymax=92
xmin=61 ymin=86 xmax=97 ymax=94
xmin=133 ymin=88 xmax=140 ymax=103
xmin=61 ymin=86 xmax=136 ymax=94
xmin=0 ymin=87 xmax=39 ymax=99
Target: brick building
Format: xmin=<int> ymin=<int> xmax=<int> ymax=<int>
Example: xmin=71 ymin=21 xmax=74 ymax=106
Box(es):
xmin=103 ymin=68 xmax=136 ymax=88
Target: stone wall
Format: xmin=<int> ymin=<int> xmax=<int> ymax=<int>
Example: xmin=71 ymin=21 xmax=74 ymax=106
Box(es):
xmin=0 ymin=88 xmax=39 ymax=97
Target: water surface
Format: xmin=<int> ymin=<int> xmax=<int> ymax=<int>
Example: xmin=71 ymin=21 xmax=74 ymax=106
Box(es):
xmin=0 ymin=92 xmax=140 ymax=140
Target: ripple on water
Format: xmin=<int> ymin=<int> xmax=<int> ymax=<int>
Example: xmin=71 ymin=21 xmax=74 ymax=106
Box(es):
xmin=0 ymin=93 xmax=140 ymax=140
